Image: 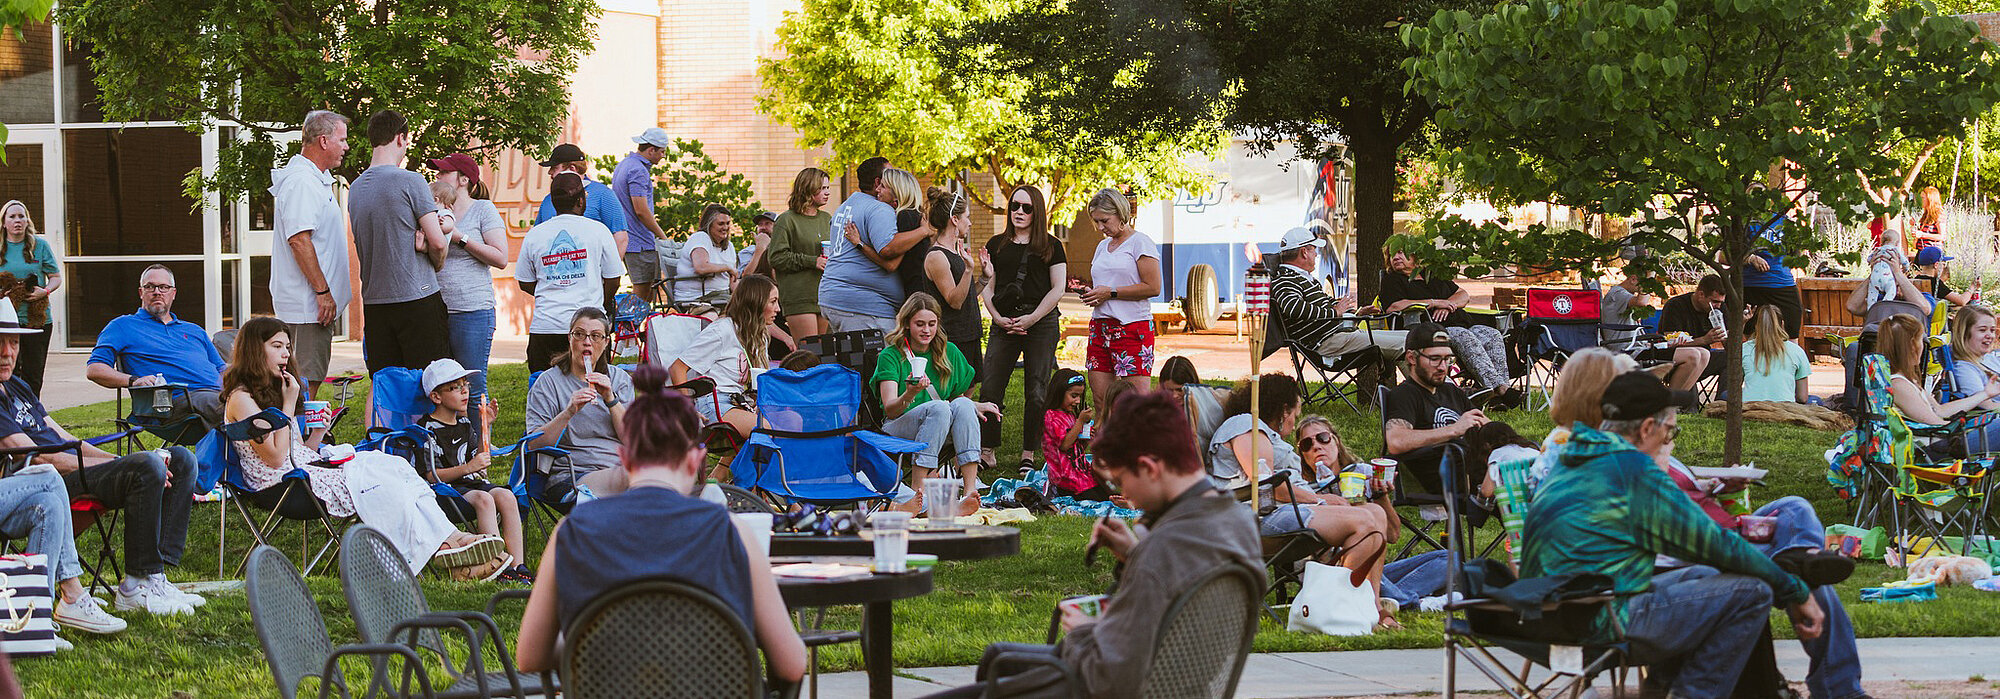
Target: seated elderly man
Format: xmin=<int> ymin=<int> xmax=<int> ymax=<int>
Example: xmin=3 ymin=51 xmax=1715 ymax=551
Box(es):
xmin=84 ymin=265 xmax=228 ymax=425
xmin=0 ymin=300 xmax=203 ymax=617
xmin=922 ymin=389 xmax=1261 ymax=698
xmin=1525 ymin=371 xmax=1827 ymax=699
xmin=1269 ymin=226 xmax=1405 ymax=362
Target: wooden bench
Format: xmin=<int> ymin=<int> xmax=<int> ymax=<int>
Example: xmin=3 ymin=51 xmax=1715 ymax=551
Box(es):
xmin=1798 ymin=276 xmax=1933 ymax=355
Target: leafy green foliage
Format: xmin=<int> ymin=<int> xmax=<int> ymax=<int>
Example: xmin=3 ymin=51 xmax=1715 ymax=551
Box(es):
xmin=757 ymin=0 xmax=1224 ymax=217
xmin=59 ymin=0 xmax=597 ymax=201
xmin=953 ymin=0 xmax=1487 ymax=303
xmin=1402 ymin=0 xmax=2000 ymax=459
xmin=591 ymin=140 xmax=767 ymax=247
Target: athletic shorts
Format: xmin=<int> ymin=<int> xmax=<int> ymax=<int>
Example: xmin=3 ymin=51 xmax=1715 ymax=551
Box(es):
xmin=624 ymin=250 xmax=660 ymax=286
xmin=1085 ymin=319 xmax=1156 ymax=377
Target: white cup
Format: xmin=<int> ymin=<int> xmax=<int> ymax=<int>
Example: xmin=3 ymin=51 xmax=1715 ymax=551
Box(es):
xmin=923 ymin=478 xmax=963 ymax=526
xmin=732 ymin=512 xmax=774 ymax=556
xmin=871 ymin=511 xmax=912 ymax=573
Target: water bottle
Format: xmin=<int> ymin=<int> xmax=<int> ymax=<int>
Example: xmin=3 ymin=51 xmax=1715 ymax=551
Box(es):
xmin=700 ymin=479 xmax=727 ymax=507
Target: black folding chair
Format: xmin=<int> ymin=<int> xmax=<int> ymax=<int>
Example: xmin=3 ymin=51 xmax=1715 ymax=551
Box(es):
xmin=1268 ymin=306 xmax=1390 ymax=413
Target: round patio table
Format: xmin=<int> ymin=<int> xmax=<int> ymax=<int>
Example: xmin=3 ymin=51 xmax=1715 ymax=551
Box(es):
xmin=775 ymin=556 xmax=934 ymax=699
xmin=769 ymin=523 xmax=1021 ymax=561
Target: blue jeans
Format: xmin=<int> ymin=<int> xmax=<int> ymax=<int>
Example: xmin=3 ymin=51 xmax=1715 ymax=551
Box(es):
xmin=1380 ymin=549 xmax=1453 ymax=608
xmin=0 ymin=469 xmax=81 ymax=583
xmin=1625 ymin=566 xmax=1774 ymax=698
xmin=1749 ymin=497 xmax=1865 ymax=699
xmin=882 ymin=397 xmax=983 ymax=472
xmin=446 ymin=309 xmax=495 ymax=403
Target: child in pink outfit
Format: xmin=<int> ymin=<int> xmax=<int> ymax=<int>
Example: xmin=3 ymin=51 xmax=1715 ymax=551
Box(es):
xmin=1041 ymin=369 xmax=1109 ymax=499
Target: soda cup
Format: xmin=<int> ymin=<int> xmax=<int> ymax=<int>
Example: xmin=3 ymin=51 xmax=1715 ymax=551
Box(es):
xmin=301 ymin=400 xmax=330 ymax=432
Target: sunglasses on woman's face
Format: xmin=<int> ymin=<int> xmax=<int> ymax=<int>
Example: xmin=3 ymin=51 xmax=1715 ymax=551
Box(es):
xmin=1009 ymin=201 xmax=1034 ymax=214
xmin=1299 ymin=432 xmax=1335 ymax=448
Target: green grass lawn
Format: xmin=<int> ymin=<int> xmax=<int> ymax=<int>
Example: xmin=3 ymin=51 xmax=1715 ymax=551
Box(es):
xmin=15 ymin=365 xmax=2000 ymax=697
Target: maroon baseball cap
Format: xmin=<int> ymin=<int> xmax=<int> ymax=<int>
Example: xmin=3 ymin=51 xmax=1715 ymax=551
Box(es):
xmin=426 ymin=153 xmax=481 ymax=187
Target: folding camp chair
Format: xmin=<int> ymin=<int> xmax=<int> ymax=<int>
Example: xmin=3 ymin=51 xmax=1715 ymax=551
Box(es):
xmin=1268 ymin=304 xmax=1389 ymax=413
xmin=356 ymin=367 xmax=485 ymax=526
xmin=1842 ymin=354 xmax=1998 ymax=556
xmin=797 ymin=330 xmax=887 ymax=426
xmin=1442 ymin=445 xmax=1634 ymax=698
xmin=1514 ymin=288 xmax=1651 ymax=412
xmin=114 ymin=383 xmax=209 ymax=452
xmin=729 ymin=364 xmax=924 ymax=508
xmin=609 ymin=292 xmax=652 ymax=365
xmin=195 ymin=406 xmax=353 ymax=576
xmin=0 ymin=432 xmax=138 ymax=596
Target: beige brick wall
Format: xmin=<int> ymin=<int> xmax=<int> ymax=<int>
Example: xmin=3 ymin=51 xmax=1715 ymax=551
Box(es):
xmin=657 ymin=0 xmax=828 ymax=221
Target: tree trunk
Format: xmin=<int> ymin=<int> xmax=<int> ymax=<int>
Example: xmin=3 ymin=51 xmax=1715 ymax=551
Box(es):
xmin=1351 ymin=138 xmax=1398 ymax=310
xmin=1721 ymin=218 xmax=1747 ymax=465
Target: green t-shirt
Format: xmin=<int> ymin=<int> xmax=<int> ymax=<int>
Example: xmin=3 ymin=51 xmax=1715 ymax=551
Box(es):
xmin=871 ymin=342 xmax=974 ymax=409
xmin=0 ymin=238 xmax=56 ymax=327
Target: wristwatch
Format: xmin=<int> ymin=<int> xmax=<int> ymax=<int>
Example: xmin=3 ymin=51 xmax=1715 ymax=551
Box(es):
xmin=604 ymin=394 xmax=623 ymax=408
xmin=1109 ymin=289 xmax=1120 ymax=300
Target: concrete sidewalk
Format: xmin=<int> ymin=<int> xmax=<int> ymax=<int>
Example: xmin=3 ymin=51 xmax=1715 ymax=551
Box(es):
xmin=809 ymin=637 xmax=2000 ymax=697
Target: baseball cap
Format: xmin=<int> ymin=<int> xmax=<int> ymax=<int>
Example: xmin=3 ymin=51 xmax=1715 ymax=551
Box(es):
xmin=538 ymin=143 xmax=588 ymax=167
xmin=755 ymin=211 xmax=780 ymax=223
xmin=1916 ymin=246 xmax=1954 ymax=266
xmin=1404 ymin=323 xmax=1453 ymax=354
xmin=421 ymin=358 xmax=481 ymax=395
xmin=1278 ymin=226 xmax=1326 ymax=252
xmin=1600 ymin=371 xmax=1675 ymax=421
xmin=631 ymin=127 xmax=672 ymax=149
xmin=425 ymin=153 xmax=481 ymax=187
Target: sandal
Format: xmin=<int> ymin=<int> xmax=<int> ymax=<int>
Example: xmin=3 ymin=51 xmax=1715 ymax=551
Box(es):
xmin=433 ymin=535 xmax=505 ymax=570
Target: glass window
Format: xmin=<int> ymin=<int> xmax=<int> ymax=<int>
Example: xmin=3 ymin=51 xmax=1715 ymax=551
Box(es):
xmin=0 ymin=22 xmax=54 ymax=124
xmin=60 ymin=36 xmax=167 ymax=124
xmin=65 ymin=260 xmax=205 ymax=348
xmin=248 ymin=255 xmax=272 ymax=316
xmin=63 ymin=128 xmax=203 ymax=256
xmin=0 ymin=144 xmax=47 ymax=229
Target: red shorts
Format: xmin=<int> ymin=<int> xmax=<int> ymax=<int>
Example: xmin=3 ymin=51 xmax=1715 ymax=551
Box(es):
xmin=1086 ymin=319 xmax=1156 ymax=377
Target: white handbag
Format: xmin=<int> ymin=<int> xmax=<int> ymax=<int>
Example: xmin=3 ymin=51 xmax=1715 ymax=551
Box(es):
xmin=0 ymin=554 xmax=57 ymax=657
xmin=1284 ymin=532 xmax=1385 ymax=636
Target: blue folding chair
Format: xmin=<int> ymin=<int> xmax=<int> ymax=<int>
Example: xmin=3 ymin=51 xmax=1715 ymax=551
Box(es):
xmin=355 ymin=367 xmax=488 ymax=525
xmin=729 ymin=365 xmax=923 ymax=508
xmin=194 ymin=406 xmax=353 ymax=576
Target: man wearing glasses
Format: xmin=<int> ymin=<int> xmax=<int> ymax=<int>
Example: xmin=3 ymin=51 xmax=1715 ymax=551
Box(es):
xmin=1383 ymin=323 xmax=1487 ymax=495
xmin=84 ymin=265 xmax=229 ymax=426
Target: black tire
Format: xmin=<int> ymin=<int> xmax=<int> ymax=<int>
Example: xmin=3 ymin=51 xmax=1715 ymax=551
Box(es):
xmin=1184 ymin=264 xmax=1219 ymax=331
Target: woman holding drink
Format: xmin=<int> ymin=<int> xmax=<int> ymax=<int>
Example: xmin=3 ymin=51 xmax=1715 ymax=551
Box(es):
xmin=873 ymin=293 xmax=999 ymax=516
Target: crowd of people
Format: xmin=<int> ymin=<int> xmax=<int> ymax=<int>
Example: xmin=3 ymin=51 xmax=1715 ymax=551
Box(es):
xmin=0 ymin=103 xmax=1932 ymax=699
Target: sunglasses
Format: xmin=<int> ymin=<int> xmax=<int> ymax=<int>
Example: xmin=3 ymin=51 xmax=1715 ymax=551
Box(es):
xmin=1009 ymin=201 xmax=1035 ymax=214
xmin=1298 ymin=432 xmax=1335 ymax=448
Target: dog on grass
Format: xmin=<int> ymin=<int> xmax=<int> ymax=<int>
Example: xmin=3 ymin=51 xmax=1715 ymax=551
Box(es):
xmin=1908 ymin=555 xmax=1993 ymax=586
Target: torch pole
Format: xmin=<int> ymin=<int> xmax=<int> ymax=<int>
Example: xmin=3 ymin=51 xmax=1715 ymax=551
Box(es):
xmin=1244 ymin=263 xmax=1271 ymax=483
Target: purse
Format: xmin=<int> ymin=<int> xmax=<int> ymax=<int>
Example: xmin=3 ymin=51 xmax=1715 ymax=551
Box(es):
xmin=0 ymin=554 xmax=58 ymax=657
xmin=1285 ymin=530 xmax=1387 ymax=636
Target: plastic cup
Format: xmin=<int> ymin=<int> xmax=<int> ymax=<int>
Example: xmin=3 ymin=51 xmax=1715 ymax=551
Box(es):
xmin=733 ymin=512 xmax=774 ymax=555
xmin=301 ymin=400 xmax=330 ymax=431
xmin=924 ymin=478 xmax=963 ymax=525
xmin=909 ymin=355 xmax=930 ymax=383
xmin=871 ymin=511 xmax=911 ymax=573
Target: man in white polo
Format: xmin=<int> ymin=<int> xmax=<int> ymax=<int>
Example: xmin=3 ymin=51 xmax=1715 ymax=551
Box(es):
xmin=268 ymin=109 xmax=353 ymax=399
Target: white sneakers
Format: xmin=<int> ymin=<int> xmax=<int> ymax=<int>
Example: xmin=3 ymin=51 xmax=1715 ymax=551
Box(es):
xmin=113 ymin=575 xmax=201 ymax=616
xmin=53 ymin=595 xmax=127 ymax=634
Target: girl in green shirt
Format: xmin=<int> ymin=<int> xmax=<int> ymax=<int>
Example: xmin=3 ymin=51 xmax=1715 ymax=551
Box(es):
xmin=873 ymin=293 xmax=1001 ymax=516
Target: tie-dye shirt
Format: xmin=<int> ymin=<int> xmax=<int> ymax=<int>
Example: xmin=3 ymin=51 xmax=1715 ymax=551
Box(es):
xmin=1521 ymin=423 xmax=1807 ymax=642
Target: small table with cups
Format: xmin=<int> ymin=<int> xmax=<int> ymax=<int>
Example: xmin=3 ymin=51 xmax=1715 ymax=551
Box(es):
xmin=773 ymin=556 xmax=933 ymax=699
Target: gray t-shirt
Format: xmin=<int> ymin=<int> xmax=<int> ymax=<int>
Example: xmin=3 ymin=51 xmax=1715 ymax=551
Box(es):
xmin=348 ymin=165 xmax=441 ymax=304
xmin=1599 ymin=285 xmax=1643 ymax=349
xmin=440 ymin=199 xmax=506 ymax=312
xmin=524 ymin=365 xmax=635 ymax=472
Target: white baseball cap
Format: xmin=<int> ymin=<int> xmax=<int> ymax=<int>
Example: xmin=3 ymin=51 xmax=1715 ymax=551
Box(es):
xmin=1278 ymin=226 xmax=1326 ymax=252
xmin=421 ymin=358 xmax=480 ymax=395
xmin=631 ymin=127 xmax=672 ymax=148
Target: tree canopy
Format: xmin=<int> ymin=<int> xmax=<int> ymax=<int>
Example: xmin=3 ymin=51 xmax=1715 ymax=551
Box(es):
xmin=951 ymin=0 xmax=1485 ymax=303
xmin=59 ymin=0 xmax=597 ymax=200
xmin=756 ymin=0 xmax=1224 ymax=218
xmin=1402 ymin=0 xmax=2000 ymax=458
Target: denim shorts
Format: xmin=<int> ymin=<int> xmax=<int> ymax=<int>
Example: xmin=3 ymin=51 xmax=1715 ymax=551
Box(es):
xmin=1260 ymin=503 xmax=1316 ymax=537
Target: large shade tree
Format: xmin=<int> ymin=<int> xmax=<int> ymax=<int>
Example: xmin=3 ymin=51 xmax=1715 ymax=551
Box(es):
xmin=951 ymin=0 xmax=1483 ymax=303
xmin=1402 ymin=0 xmax=2000 ymax=460
xmin=59 ymin=0 xmax=597 ymax=199
xmin=757 ymin=0 xmax=1222 ymax=217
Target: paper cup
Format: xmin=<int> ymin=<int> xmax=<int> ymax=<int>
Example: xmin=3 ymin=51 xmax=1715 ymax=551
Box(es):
xmin=1058 ymin=594 xmax=1108 ymax=619
xmin=301 ymin=400 xmax=330 ymax=432
xmin=733 ymin=512 xmax=774 ymax=555
xmin=908 ymin=355 xmax=930 ymax=383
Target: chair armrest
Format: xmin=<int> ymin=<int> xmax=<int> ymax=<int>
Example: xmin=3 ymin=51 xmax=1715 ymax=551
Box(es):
xmin=984 ymin=649 xmax=1079 ymax=698
xmin=424 ymin=610 xmax=526 ymax=697
xmin=484 ymin=588 xmax=533 ymax=620
xmin=83 ymin=427 xmax=142 ymax=447
xmin=321 ymin=643 xmax=436 ymax=699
